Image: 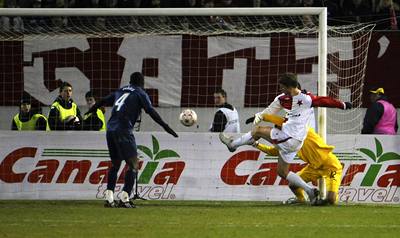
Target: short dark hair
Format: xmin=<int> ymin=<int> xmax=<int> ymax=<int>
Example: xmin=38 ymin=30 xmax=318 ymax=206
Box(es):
xmin=214 ymin=88 xmax=227 ymax=98
xmin=85 ymin=91 xmax=94 ymax=98
xmin=59 ymin=81 xmax=72 ymax=93
xmin=130 ymin=72 xmax=144 ymax=88
xmin=20 ymin=96 xmax=31 ymax=105
xmin=278 ymin=73 xmax=298 ymax=88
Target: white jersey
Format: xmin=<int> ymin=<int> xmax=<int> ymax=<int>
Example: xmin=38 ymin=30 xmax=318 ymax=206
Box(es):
xmin=219 ymin=107 xmax=240 ymax=133
xmin=210 ymin=107 xmax=240 ymax=133
xmin=260 ymin=92 xmax=313 ymax=141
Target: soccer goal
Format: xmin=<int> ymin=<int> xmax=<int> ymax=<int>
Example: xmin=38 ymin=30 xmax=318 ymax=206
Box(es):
xmin=0 ymin=7 xmax=380 ymax=202
xmin=0 ymin=7 xmax=374 ymax=136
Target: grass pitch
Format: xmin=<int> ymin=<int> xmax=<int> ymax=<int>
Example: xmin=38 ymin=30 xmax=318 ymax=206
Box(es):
xmin=0 ymin=200 xmax=399 ymax=238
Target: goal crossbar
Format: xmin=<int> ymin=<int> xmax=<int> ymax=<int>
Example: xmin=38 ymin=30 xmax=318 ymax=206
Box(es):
xmin=0 ymin=7 xmax=326 ymax=17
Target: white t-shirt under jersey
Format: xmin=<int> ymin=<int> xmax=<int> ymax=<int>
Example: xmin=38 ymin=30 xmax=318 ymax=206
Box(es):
xmin=261 ymin=92 xmax=313 ymax=141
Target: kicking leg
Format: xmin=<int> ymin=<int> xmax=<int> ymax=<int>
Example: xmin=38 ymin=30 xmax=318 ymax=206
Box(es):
xmin=219 ymin=126 xmax=274 ymax=152
xmin=251 ymin=125 xmax=274 ymax=143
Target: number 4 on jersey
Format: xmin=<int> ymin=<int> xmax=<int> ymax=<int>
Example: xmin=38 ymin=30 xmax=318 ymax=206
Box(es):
xmin=115 ymin=92 xmax=130 ymax=111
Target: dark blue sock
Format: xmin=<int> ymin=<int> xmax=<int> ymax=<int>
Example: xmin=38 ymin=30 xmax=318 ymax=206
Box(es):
xmin=107 ymin=166 xmax=119 ymax=191
xmin=122 ymin=169 xmax=137 ymax=196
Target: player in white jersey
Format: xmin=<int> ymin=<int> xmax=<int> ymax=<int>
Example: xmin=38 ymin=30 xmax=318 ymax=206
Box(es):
xmin=220 ymin=73 xmax=352 ymax=204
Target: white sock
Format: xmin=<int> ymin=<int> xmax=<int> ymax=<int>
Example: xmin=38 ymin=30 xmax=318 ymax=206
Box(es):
xmin=120 ymin=191 xmax=130 ymax=203
xmin=231 ymin=132 xmax=255 ymax=148
xmin=105 ymin=190 xmax=114 ymax=203
xmin=286 ymin=171 xmax=313 ymax=194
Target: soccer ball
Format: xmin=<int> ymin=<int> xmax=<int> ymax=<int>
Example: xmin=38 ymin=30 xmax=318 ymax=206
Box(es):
xmin=179 ymin=109 xmax=197 ymax=127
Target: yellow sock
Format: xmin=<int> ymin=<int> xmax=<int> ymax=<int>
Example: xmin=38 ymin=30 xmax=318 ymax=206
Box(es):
xmin=294 ymin=188 xmax=306 ymax=202
xmin=255 ymin=143 xmax=279 ymax=156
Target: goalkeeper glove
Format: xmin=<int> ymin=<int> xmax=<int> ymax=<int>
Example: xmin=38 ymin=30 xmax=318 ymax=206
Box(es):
xmin=344 ymin=102 xmax=353 ymax=110
xmin=245 ymin=116 xmax=255 ymax=124
xmin=253 ymin=113 xmax=263 ymax=125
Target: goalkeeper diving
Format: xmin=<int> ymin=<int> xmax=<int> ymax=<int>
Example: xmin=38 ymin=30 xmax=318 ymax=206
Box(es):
xmin=250 ymin=113 xmax=342 ymax=205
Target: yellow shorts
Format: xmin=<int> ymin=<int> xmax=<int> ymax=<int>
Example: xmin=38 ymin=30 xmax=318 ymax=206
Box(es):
xmin=298 ymin=165 xmax=342 ymax=194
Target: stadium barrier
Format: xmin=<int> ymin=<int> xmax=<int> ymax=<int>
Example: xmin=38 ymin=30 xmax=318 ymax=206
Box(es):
xmin=0 ymin=131 xmax=399 ymax=204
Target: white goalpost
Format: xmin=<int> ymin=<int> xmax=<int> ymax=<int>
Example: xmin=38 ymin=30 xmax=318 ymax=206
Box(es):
xmin=317 ymin=8 xmax=328 ymax=140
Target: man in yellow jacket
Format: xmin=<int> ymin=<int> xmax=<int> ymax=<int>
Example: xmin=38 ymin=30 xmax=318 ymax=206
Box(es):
xmin=12 ymin=97 xmax=49 ymax=131
xmin=252 ymin=114 xmax=342 ymax=205
xmin=48 ymin=82 xmax=82 ymax=130
xmin=82 ymin=91 xmax=106 ymax=131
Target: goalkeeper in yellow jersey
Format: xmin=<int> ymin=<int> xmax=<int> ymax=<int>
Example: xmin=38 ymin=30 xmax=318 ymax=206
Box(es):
xmin=250 ymin=113 xmax=342 ymax=205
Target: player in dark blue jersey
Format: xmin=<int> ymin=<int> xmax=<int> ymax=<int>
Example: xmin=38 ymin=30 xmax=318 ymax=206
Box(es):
xmin=86 ymin=72 xmax=178 ymax=208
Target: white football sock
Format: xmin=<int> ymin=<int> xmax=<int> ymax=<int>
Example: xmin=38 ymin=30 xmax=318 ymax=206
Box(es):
xmin=105 ymin=190 xmax=114 ymax=203
xmin=120 ymin=191 xmax=130 ymax=203
xmin=286 ymin=171 xmax=313 ymax=194
xmin=231 ymin=132 xmax=255 ymax=148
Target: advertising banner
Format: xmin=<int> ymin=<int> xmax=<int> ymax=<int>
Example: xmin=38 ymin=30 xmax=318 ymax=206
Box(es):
xmin=0 ymin=132 xmax=399 ymax=203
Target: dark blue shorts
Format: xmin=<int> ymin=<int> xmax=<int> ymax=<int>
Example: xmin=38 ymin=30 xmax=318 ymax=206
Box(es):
xmin=106 ymin=130 xmax=137 ymax=162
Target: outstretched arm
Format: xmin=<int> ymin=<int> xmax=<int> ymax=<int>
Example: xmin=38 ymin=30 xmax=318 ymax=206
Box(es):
xmin=146 ymin=108 xmax=178 ymax=137
xmin=310 ymin=94 xmax=352 ymax=110
xmin=141 ymin=92 xmax=178 ymax=138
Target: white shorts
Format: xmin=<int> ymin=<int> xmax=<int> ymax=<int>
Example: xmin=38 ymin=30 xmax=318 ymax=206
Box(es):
xmin=270 ymin=127 xmax=303 ymax=163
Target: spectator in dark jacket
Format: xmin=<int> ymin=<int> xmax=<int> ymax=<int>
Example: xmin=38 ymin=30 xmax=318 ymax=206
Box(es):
xmin=209 ymin=88 xmax=240 ymax=133
xmin=362 ymin=87 xmax=398 ymax=134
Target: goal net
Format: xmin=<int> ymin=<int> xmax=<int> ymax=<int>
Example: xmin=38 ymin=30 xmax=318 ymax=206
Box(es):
xmin=0 ymin=8 xmax=374 ymax=135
